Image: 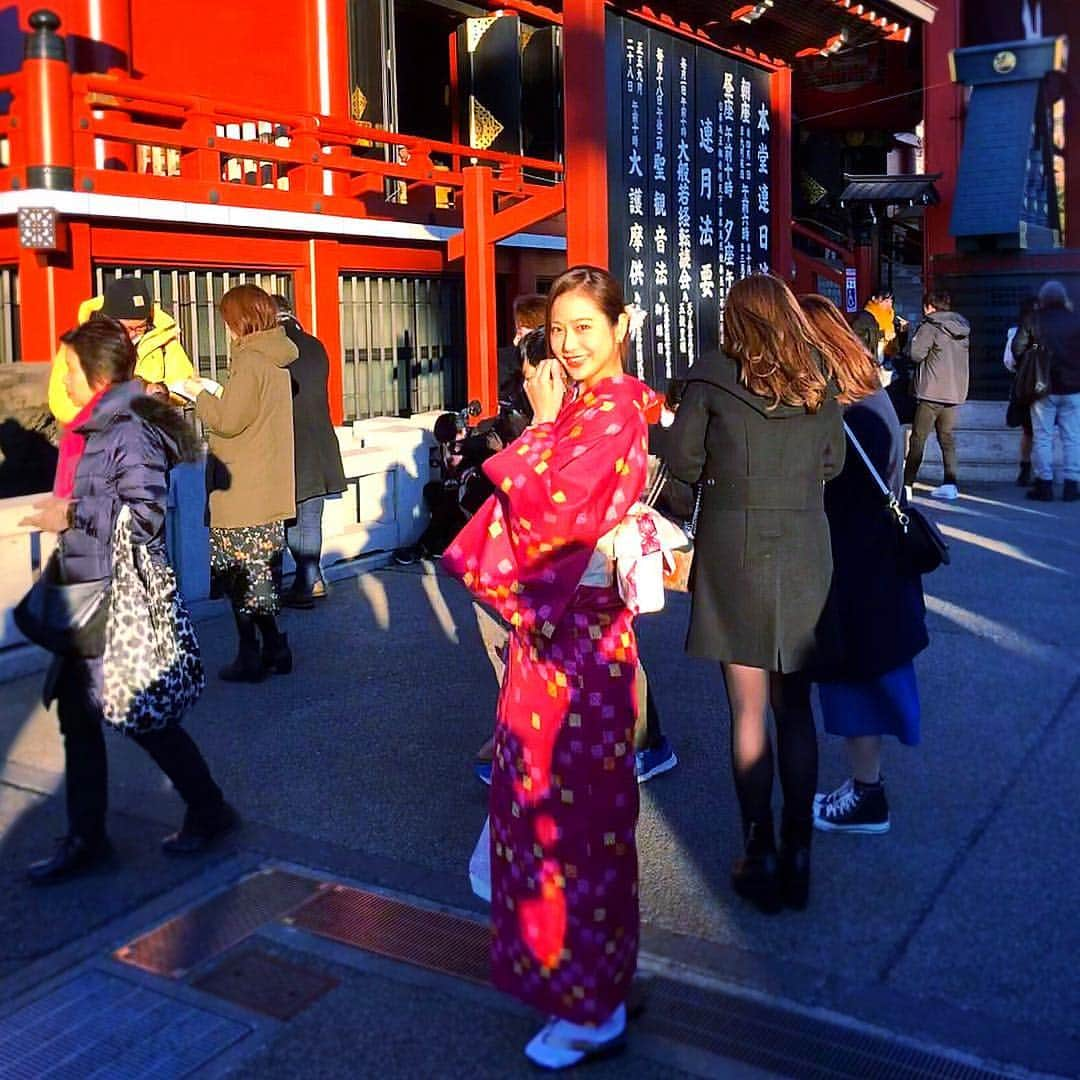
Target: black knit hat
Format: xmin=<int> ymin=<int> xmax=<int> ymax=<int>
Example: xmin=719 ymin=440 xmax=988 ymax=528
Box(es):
xmin=101 ymin=277 xmax=153 ymax=319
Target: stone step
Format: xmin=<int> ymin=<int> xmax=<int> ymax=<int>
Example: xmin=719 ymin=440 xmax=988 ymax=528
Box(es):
xmin=904 ymin=400 xmax=1064 ymax=484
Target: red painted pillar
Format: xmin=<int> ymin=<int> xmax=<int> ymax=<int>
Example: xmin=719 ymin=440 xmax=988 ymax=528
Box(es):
xmin=1060 ymin=5 xmax=1080 ymax=249
xmin=296 ymin=238 xmax=345 ymax=424
xmin=17 ymin=219 xmax=92 ymax=362
xmin=770 ymin=65 xmax=793 ymax=283
xmin=22 ymin=9 xmax=74 ymax=190
xmin=463 ymin=166 xmax=499 ymax=417
xmin=923 ymin=0 xmax=963 ymax=278
xmin=86 ymin=0 xmax=136 ymax=171
xmin=563 ymin=0 xmax=608 ymax=268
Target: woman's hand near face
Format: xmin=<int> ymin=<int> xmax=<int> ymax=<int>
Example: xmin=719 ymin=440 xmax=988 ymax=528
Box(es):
xmin=525 ymin=358 xmax=566 ymax=424
xmin=182 ymin=378 xmax=206 ymax=400
xmin=20 ymin=495 xmax=71 ymax=533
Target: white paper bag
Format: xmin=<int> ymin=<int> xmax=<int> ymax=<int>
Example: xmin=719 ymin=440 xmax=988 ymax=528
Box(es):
xmin=469 ymin=816 xmax=491 ymax=902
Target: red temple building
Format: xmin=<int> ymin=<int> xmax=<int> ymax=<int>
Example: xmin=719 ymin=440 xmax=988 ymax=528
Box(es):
xmin=0 ymin=0 xmax=1075 ymax=415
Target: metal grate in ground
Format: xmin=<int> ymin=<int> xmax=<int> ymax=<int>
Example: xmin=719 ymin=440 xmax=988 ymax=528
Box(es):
xmin=638 ymin=976 xmax=1023 ymax=1080
xmin=0 ymin=970 xmax=250 ymax=1079
xmin=287 ymin=884 xmax=491 ymax=985
xmin=287 ymin=885 xmax=1022 ymax=1079
xmin=115 ymin=868 xmax=324 ymax=979
xmin=192 ymin=945 xmax=340 ymax=1021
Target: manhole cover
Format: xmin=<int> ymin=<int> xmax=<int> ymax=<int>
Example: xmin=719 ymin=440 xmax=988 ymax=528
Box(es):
xmin=288 ymin=885 xmax=491 ymax=984
xmin=116 ymin=868 xmax=324 ymax=978
xmin=0 ymin=970 xmax=250 ymax=1079
xmin=193 ymin=945 xmax=340 ymax=1021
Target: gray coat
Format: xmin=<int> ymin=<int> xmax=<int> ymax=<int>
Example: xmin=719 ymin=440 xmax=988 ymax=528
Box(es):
xmin=664 ymin=352 xmax=845 ymax=672
xmin=910 ymin=311 xmax=971 ymax=405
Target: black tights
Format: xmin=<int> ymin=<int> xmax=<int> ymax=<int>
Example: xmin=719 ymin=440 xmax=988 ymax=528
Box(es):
xmin=722 ymin=665 xmax=817 ymax=833
xmin=233 ymin=608 xmax=283 ymax=650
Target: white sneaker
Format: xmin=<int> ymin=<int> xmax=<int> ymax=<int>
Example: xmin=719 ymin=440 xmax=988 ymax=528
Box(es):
xmin=930 ymin=483 xmax=959 ymax=500
xmin=524 ymin=1004 xmax=627 ymax=1070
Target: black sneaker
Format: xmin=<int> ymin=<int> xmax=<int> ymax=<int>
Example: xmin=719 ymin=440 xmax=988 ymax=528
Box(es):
xmin=814 ymin=779 xmax=890 ymax=834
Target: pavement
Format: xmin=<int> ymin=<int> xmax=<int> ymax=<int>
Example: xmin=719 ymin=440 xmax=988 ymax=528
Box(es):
xmin=0 ymin=481 xmax=1078 ymax=1078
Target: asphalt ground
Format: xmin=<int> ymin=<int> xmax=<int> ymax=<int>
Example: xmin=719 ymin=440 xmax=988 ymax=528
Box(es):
xmin=1 ymin=481 xmax=1078 ymax=1078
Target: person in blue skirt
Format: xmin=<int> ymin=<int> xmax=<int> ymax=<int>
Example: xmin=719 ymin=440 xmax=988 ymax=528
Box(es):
xmin=800 ymin=295 xmax=929 ymax=834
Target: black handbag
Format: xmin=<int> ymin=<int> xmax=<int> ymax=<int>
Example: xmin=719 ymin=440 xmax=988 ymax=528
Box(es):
xmin=844 ymin=421 xmax=950 ymax=576
xmin=1013 ymin=331 xmax=1051 ymax=410
xmin=13 ymin=550 xmax=110 ymax=657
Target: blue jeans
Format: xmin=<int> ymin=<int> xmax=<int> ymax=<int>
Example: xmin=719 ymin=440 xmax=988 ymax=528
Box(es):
xmin=1031 ymin=393 xmax=1080 ymax=481
xmin=286 ymin=496 xmax=325 ymax=595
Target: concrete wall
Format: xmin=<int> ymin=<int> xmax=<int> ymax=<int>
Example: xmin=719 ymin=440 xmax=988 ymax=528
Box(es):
xmin=0 ymin=414 xmax=439 ymax=669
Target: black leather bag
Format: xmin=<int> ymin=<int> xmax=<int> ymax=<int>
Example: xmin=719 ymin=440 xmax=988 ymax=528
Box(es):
xmin=844 ymin=422 xmax=950 ymax=576
xmin=894 ymin=502 xmax=951 ymax=576
xmin=1013 ymin=336 xmax=1051 ymax=410
xmin=14 ymin=551 xmax=110 ymax=657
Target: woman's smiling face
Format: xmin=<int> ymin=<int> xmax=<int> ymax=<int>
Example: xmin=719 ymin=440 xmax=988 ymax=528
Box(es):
xmin=548 ymin=290 xmax=627 ymax=389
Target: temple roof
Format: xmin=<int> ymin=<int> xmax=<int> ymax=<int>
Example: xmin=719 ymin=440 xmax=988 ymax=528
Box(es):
xmin=840 ymin=173 xmax=942 ymax=207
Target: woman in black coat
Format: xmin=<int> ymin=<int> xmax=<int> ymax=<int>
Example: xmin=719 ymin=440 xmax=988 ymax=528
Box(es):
xmin=273 ymin=297 xmax=347 ymax=608
xmin=664 ymin=274 xmax=845 ymax=914
xmin=800 ymin=295 xmax=928 ymax=835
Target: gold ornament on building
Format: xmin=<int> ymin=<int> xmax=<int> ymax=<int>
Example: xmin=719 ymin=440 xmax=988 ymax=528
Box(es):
xmin=469 ymin=98 xmax=504 ymax=150
xmin=351 ymin=87 xmax=369 ymax=121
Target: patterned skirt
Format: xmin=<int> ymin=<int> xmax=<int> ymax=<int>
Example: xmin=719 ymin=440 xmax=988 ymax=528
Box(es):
xmin=209 ymin=523 xmax=284 ymax=615
xmin=489 ymin=583 xmax=640 ymax=1025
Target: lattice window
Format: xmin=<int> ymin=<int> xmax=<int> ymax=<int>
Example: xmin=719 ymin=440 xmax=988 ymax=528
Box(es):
xmin=94 ymin=266 xmax=293 ymax=383
xmin=0 ymin=267 xmax=19 ymax=364
xmin=339 ymin=274 xmax=465 ymax=421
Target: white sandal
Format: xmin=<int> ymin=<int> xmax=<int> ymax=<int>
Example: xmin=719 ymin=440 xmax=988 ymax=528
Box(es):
xmin=524 ymin=1004 xmax=627 ymax=1070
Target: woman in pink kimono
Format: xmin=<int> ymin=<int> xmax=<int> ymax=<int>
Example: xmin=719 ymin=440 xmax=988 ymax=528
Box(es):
xmin=444 ymin=266 xmax=655 ymax=1069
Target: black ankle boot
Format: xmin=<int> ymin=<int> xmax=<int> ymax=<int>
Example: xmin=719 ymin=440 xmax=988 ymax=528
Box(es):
xmin=262 ymin=631 xmax=293 ymax=675
xmin=28 ymin=834 xmax=114 ymax=885
xmin=219 ymin=639 xmax=266 ymax=683
xmin=1064 ymin=480 xmax=1079 ymax=503
xmin=1026 ymin=478 xmax=1054 ymax=502
xmin=731 ymin=818 xmax=782 ymax=914
xmin=1016 ymin=462 xmax=1032 ymax=487
xmin=779 ymin=812 xmax=813 ymax=911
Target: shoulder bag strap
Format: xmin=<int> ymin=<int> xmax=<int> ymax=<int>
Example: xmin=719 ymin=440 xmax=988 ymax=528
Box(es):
xmin=842 ymin=420 xmax=908 ymax=527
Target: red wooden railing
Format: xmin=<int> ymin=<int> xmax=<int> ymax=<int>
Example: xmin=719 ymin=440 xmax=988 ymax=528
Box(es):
xmin=791 ymin=219 xmax=853 ymax=296
xmin=0 ymin=70 xmax=563 ymax=220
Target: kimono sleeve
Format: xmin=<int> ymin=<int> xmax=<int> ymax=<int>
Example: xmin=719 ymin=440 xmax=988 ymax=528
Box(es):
xmin=484 ymin=415 xmax=648 ymax=553
xmin=445 ymin=393 xmax=650 ymax=635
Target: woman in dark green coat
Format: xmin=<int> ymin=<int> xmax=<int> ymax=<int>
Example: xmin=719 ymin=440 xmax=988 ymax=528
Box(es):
xmin=665 ymin=274 xmax=844 ymax=915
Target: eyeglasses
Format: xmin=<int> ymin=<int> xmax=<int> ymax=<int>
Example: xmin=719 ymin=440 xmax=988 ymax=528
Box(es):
xmin=121 ymin=319 xmax=151 ymax=340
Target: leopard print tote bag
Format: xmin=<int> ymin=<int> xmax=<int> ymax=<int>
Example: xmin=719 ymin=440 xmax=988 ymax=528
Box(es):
xmin=101 ymin=506 xmax=206 ymax=734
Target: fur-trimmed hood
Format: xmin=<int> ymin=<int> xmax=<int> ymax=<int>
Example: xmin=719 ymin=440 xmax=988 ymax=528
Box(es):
xmin=131 ymin=393 xmax=201 ymax=465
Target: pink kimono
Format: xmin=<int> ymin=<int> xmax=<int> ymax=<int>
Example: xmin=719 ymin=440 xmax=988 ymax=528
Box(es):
xmin=444 ymin=373 xmax=655 ymax=1024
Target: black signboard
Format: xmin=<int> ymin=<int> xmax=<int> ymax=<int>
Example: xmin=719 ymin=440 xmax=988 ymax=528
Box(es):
xmin=607 ymin=14 xmax=773 ymax=386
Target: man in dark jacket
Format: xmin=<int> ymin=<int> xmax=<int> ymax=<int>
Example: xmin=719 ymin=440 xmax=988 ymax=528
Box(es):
xmin=903 ymin=290 xmax=971 ymax=500
xmin=1011 ymin=280 xmax=1080 ymax=501
xmin=272 ymin=297 xmax=347 ymax=607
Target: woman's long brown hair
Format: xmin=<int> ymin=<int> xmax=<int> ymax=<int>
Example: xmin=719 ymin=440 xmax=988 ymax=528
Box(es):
xmin=798 ymin=293 xmax=880 ymax=405
xmin=723 ymin=274 xmax=828 ymax=412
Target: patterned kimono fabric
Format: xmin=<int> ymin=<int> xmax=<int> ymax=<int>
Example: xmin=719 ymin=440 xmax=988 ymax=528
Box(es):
xmin=445 ymin=373 xmax=655 ymax=1025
